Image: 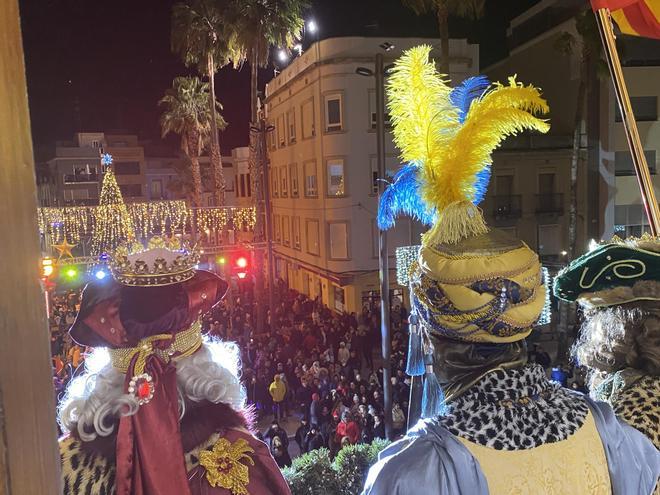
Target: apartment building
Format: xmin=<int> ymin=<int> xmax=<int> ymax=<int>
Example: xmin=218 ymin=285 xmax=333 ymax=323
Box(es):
xmin=265 ymin=36 xmax=478 ymax=313
xmin=484 ymin=0 xmax=659 ymax=262
xmin=43 ymin=132 xmax=147 ymax=205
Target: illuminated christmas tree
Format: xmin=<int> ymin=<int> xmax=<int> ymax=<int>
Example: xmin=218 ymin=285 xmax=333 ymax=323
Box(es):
xmin=91 ymin=154 xmax=136 ymax=255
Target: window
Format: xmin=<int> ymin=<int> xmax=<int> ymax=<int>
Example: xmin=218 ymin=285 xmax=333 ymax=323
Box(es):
xmin=370 ymin=155 xmax=400 ymax=195
xmin=239 ymin=174 xmax=246 ymax=197
xmin=327 ymin=158 xmax=346 ymax=197
xmin=368 ymin=90 xmax=392 ymax=129
xmin=91 ymin=140 xmax=100 ymax=148
xmin=64 ymin=165 xmax=98 ymax=184
xmin=301 ymin=98 xmax=315 ymax=138
xmin=268 ymin=126 xmax=277 ymax=150
xmin=272 ymin=167 xmax=279 ymax=197
xmin=333 ymin=285 xmax=345 ymax=312
xmin=290 ymin=163 xmax=299 ymax=197
xmin=304 ymin=160 xmax=318 ymax=197
xmin=495 ymin=175 xmax=514 ymax=196
xmin=293 ymin=216 xmax=301 ymax=250
xmin=151 ymin=179 xmax=163 ymax=199
xmin=324 ymin=94 xmax=343 ymax=132
xmin=282 ymin=216 xmax=290 ymax=246
xmin=114 ymin=162 xmax=141 ymax=175
xmin=287 ymin=108 xmax=296 ymax=143
xmin=615 ymin=204 xmax=652 ymax=237
xmin=328 ymin=221 xmax=349 ymax=259
xmin=537 ymin=224 xmax=561 ymax=257
xmin=306 ymin=219 xmax=320 ymax=255
xmin=538 ymin=173 xmax=556 ymax=195
xmin=274 ymin=214 xmax=281 ymax=242
xmin=277 ymin=115 xmax=286 ymax=147
xmin=119 ymin=184 xmax=142 ymax=197
xmin=615 ymin=96 xmax=657 ymax=122
xmin=280 ymin=165 xmax=288 ymax=197
xmin=615 ymin=150 xmax=656 ymax=176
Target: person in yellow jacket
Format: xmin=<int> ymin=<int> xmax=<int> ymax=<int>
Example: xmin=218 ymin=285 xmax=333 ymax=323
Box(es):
xmin=269 ymin=374 xmax=286 ymax=422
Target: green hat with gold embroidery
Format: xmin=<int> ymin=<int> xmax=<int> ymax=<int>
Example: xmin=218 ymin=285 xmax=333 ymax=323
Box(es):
xmin=554 ymin=234 xmax=660 ymax=309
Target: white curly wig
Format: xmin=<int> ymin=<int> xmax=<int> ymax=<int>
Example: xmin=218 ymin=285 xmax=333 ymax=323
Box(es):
xmin=58 ymin=338 xmax=246 ymax=442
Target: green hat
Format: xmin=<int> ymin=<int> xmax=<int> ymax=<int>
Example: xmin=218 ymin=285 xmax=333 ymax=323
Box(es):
xmin=554 ymin=234 xmax=660 ymax=308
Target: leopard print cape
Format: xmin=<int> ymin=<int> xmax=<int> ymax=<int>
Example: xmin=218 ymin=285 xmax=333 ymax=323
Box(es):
xmin=439 ymin=364 xmax=589 ymax=450
xmin=611 ymin=374 xmax=660 ymax=450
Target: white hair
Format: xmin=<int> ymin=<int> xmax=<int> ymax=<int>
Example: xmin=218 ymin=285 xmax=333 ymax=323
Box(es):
xmin=58 ymin=338 xmax=246 ymax=442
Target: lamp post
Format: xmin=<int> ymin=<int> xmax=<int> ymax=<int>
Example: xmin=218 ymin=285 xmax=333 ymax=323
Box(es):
xmin=356 ymin=49 xmax=393 ymax=440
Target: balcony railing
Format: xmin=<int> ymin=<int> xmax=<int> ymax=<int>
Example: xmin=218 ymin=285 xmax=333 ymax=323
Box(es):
xmin=536 ymin=193 xmax=564 ymax=215
xmin=63 ymin=172 xmax=99 ymax=184
xmin=492 ymin=195 xmax=522 ymax=220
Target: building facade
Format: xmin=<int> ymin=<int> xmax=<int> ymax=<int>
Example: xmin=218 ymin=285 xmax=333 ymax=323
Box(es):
xmin=484 ymin=0 xmax=659 ymax=262
xmin=42 ymin=132 xmax=147 ymax=206
xmin=265 ymin=36 xmax=478 ymax=313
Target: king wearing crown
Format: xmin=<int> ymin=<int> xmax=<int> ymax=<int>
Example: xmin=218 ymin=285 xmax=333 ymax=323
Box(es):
xmin=362 ymin=46 xmax=659 ymax=495
xmin=58 ymin=238 xmax=291 ymax=495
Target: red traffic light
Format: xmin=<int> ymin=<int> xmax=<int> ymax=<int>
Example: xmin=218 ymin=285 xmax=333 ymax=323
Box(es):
xmin=236 ymin=256 xmax=248 ymax=269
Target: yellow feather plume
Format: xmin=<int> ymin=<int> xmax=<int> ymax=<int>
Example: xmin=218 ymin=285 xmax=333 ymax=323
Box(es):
xmin=386 ymin=45 xmax=458 ymax=167
xmin=386 ymin=47 xmax=550 ymax=246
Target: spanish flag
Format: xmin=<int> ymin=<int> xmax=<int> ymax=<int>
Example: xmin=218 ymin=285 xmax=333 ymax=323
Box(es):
xmin=591 ymin=0 xmax=660 ymax=38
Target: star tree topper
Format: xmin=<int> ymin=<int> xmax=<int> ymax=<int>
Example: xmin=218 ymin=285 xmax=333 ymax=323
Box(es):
xmin=52 ymin=239 xmax=76 ymax=260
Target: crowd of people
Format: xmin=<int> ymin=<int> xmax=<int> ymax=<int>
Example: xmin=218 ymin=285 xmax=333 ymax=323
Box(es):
xmin=201 ymin=284 xmax=413 ymax=467
xmin=48 ymin=279 xmax=579 ymax=467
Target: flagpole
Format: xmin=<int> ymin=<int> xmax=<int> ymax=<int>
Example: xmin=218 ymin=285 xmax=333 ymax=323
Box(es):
xmin=594 ymin=7 xmax=660 ymax=235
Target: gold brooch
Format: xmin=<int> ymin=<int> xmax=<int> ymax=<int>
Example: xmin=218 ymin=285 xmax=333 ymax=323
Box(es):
xmin=199 ymin=437 xmax=255 ymax=495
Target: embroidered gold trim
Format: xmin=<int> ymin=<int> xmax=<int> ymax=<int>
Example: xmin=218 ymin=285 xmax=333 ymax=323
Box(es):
xmin=199 ymin=437 xmax=255 ymax=495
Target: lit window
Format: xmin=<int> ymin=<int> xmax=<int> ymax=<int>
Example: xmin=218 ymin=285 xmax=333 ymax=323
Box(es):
xmin=306 ymin=219 xmax=320 ymax=255
xmin=274 ymin=214 xmax=281 ymax=242
xmin=328 ymin=222 xmax=349 ymax=259
xmin=325 ymin=94 xmax=343 ymax=132
xmin=290 ymin=163 xmax=299 ymax=197
xmin=287 ymin=108 xmax=296 ymax=143
xmin=327 ymin=158 xmax=346 ymax=197
xmin=301 ymin=98 xmax=315 ymax=138
xmin=304 ymin=160 xmax=318 ymax=197
xmin=280 ymin=165 xmax=288 ymax=197
xmin=282 ymin=216 xmax=290 ymax=246
xmin=277 ymin=115 xmax=286 ymax=147
xmin=272 ymin=167 xmax=279 ymax=197
xmin=293 ymin=217 xmax=301 ymax=250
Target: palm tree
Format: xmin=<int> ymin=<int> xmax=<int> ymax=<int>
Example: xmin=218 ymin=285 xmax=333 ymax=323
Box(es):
xmin=228 ymin=0 xmax=307 ymax=328
xmin=159 ymin=76 xmax=226 ymax=207
xmin=171 ymin=0 xmax=233 ymax=207
xmin=401 ymin=0 xmax=485 ymax=74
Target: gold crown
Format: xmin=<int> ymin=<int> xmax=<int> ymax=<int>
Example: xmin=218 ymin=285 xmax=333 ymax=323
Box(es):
xmin=109 ymin=236 xmax=200 ymax=287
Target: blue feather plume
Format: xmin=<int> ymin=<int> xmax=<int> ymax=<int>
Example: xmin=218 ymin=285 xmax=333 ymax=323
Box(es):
xmin=377 ymin=162 xmax=435 ymax=230
xmin=378 ymin=76 xmax=494 ymax=229
xmin=450 ymin=75 xmax=490 ymax=123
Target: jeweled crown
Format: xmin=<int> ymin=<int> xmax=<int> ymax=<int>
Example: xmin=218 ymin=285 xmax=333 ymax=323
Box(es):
xmin=109 ymin=236 xmax=200 ymax=287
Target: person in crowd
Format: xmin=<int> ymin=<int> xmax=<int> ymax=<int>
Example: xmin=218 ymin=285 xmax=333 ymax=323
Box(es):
xmin=305 ymin=424 xmax=325 ymax=451
xmin=391 ymin=402 xmax=406 ymax=436
xmin=372 ymin=414 xmax=385 ymax=440
xmin=555 ymin=235 xmax=660 ymax=451
xmin=295 ymin=419 xmax=310 ymax=454
xmin=269 ymin=373 xmax=287 ymax=422
xmin=337 ymin=341 xmax=350 ymax=367
xmin=309 ymin=392 xmax=322 ymax=427
xmin=363 ymin=47 xmax=659 ymax=494
xmin=335 ymin=411 xmax=360 ymax=446
xmin=270 ymin=436 xmax=292 ymax=468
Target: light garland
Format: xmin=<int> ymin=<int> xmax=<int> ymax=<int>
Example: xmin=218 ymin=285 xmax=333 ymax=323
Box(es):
xmin=537 ymin=266 xmax=552 ymax=326
xmin=38 ymin=203 xmax=256 ymax=254
xmin=395 ymin=245 xmax=421 ymax=286
xmin=91 ymin=168 xmax=136 ymax=255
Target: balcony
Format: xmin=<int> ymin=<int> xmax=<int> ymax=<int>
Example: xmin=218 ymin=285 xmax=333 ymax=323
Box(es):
xmin=492 ymin=195 xmax=522 ymax=220
xmin=63 ymin=172 xmax=99 ymax=184
xmin=535 ymin=193 xmax=564 ymax=215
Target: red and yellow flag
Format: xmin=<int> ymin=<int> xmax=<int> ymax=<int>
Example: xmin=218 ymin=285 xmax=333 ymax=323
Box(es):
xmin=591 ymin=0 xmax=660 ymax=39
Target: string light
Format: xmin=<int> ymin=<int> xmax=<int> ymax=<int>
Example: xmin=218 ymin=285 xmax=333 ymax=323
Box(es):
xmin=395 ymin=245 xmax=420 ymax=286
xmin=537 ymin=267 xmax=552 ymax=326
xmin=91 ymin=167 xmax=136 ymax=255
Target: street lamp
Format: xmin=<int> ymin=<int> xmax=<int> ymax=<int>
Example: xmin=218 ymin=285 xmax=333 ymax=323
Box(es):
xmin=277 ymin=49 xmax=288 ymax=63
xmin=356 ymin=48 xmax=393 ymax=440
xmin=307 ymin=19 xmax=318 ymax=34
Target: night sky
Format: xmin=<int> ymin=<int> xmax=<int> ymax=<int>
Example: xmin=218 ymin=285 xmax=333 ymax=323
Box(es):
xmin=19 ymin=0 xmax=538 ymax=156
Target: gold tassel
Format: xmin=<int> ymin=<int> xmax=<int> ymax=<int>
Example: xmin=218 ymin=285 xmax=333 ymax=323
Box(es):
xmin=421 ymin=201 xmax=489 ymax=246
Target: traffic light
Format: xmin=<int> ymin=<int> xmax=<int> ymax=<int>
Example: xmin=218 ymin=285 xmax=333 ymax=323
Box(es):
xmin=41 ymin=257 xmax=54 ymax=278
xmin=235 ymin=255 xmax=249 ymax=279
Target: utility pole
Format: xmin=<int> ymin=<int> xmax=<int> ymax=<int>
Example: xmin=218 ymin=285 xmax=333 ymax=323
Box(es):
xmin=375 ymin=52 xmax=393 ymax=440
